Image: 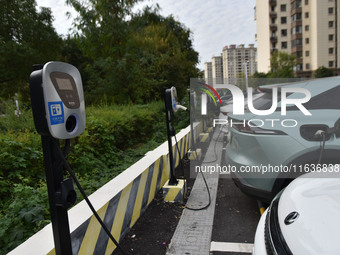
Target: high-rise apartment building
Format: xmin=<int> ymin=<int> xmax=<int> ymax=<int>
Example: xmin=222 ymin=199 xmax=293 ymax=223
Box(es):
xmin=212 ymin=56 xmax=224 ymax=84
xmin=204 ymin=62 xmax=213 ymax=85
xmin=256 ymin=0 xmax=340 ymax=77
xmin=222 ymin=44 xmax=257 ymax=84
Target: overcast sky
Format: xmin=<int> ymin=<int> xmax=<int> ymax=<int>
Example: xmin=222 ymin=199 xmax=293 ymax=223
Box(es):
xmin=35 ymin=0 xmax=257 ymax=70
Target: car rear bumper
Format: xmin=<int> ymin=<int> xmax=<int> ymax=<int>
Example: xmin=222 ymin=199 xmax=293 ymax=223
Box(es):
xmin=231 ymin=172 xmax=275 ymax=203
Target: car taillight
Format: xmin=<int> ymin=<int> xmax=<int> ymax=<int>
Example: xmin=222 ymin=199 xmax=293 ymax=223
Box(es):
xmin=229 ymin=118 xmax=287 ymax=135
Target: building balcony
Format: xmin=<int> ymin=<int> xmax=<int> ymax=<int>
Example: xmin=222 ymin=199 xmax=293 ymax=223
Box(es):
xmin=291 ymin=7 xmax=302 ymax=16
xmin=291 ymin=33 xmax=303 ymax=40
xmin=270 ymin=24 xmax=277 ymax=31
xmin=295 ymin=57 xmax=303 ymax=64
xmin=269 ymin=0 xmax=277 ymax=7
xmin=291 ymin=20 xmax=302 ymax=27
xmin=270 ymin=35 xmax=278 ymax=43
xmin=291 ymin=45 xmax=303 ymax=53
xmin=270 ymin=11 xmax=277 ymax=19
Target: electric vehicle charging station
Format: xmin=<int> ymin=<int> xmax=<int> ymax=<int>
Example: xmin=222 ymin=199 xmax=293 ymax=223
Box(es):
xmin=29 ymin=61 xmax=85 ymax=255
xmin=164 ymin=87 xmax=187 ymax=185
xmin=163 ymin=87 xmax=187 ymax=203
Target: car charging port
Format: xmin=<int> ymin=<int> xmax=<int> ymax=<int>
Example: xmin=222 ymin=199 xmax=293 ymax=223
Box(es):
xmin=300 ymin=125 xmax=331 ymax=141
xmin=65 ymin=115 xmax=77 ymax=133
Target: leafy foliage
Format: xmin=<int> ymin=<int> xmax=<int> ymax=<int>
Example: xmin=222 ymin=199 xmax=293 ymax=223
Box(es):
xmin=0 ymin=0 xmax=62 ymax=102
xmin=65 ymin=3 xmax=199 ymax=104
xmin=268 ymin=51 xmax=296 ymax=78
xmin=314 ymin=66 xmax=334 ymax=78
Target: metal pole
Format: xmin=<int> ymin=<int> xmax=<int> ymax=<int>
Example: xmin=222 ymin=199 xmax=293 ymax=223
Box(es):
xmin=244 ymin=61 xmax=249 ymax=94
xmin=41 ymin=136 xmax=73 ymax=255
xmin=164 ymin=90 xmax=178 ymax=185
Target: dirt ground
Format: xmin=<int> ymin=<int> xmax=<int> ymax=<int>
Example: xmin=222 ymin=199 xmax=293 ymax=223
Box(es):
xmin=112 ymin=159 xmax=194 ymax=255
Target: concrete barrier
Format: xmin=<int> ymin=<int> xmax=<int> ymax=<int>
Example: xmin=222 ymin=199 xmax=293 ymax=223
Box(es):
xmin=9 ymin=122 xmax=204 ymax=255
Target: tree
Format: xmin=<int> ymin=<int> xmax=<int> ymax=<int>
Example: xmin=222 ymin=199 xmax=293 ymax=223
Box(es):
xmin=0 ymin=0 xmax=62 ymax=102
xmin=268 ymin=51 xmax=296 ymax=78
xmin=66 ymin=2 xmax=199 ymax=104
xmin=314 ymin=66 xmax=334 ymax=78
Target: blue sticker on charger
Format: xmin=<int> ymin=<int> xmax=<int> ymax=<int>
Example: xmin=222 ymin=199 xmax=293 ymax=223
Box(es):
xmin=48 ymin=101 xmax=64 ymax=125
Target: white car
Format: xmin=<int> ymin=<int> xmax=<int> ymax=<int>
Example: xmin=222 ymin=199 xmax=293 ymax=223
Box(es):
xmin=253 ymin=171 xmax=340 ymax=255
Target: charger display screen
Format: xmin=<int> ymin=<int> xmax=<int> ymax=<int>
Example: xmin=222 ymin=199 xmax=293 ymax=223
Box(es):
xmin=55 ymin=78 xmax=73 ymax=91
xmin=50 ymin=72 xmax=80 ymax=109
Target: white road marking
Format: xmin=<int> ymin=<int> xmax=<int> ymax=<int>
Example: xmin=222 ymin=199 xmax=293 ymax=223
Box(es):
xmin=210 ymin=241 xmax=254 ymax=253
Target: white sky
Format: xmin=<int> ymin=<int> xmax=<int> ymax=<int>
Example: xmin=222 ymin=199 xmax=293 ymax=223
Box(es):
xmin=35 ymin=0 xmax=257 ymax=70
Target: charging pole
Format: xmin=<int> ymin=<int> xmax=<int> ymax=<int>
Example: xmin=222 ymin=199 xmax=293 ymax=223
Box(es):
xmin=190 ymin=92 xmax=197 ymax=152
xmin=41 ymin=136 xmax=73 ymax=255
xmin=29 ymin=62 xmax=86 ymax=255
xmin=165 ymin=88 xmax=178 ymax=185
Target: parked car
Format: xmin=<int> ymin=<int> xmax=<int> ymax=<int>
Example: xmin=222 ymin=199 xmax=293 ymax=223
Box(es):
xmin=253 ymin=171 xmax=340 ymax=255
xmin=219 ymin=90 xmax=264 ymax=135
xmin=226 ymin=77 xmax=340 ymax=202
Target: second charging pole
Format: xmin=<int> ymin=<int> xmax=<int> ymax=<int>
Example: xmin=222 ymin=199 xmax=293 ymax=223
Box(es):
xmin=164 ymin=88 xmax=178 ymax=185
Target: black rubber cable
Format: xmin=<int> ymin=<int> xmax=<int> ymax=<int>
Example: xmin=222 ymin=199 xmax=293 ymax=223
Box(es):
xmin=53 ymin=139 xmax=127 ymax=255
xmin=172 ymin=120 xmax=212 ymax=211
xmin=201 ymin=127 xmax=224 ymax=164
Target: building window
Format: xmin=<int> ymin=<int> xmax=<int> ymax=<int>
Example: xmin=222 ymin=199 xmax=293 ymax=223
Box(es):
xmin=329 ymin=8 xmax=334 ymax=14
xmin=329 ymin=21 xmax=334 ymax=28
xmin=306 ymin=51 xmax=310 ymax=57
xmin=329 ymin=34 xmax=334 ymax=41
xmin=296 ymin=64 xmax=303 ymax=71
xmin=305 ymin=38 xmax=309 ymax=44
xmin=280 ymin=4 xmax=286 ymax=12
xmin=291 ymin=13 xmax=302 ymax=22
xmin=281 ymin=29 xmax=287 ymax=36
xmin=291 ymin=26 xmax=302 ymax=34
xmin=281 ymin=17 xmax=287 ymax=24
xmin=305 ymin=12 xmax=309 ymax=18
xmin=329 ymin=48 xmax=334 ymax=54
xmin=329 ymin=61 xmax=334 ymax=67
xmin=306 ymin=63 xmax=310 ymax=70
xmin=281 ymin=41 xmax=287 ymax=49
xmin=305 ymin=0 xmax=308 ymax=5
xmin=305 ymin=25 xmax=309 ymax=31
xmin=292 ymin=39 xmax=303 ymax=47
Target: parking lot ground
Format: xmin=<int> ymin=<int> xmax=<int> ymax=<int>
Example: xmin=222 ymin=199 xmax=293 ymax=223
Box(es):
xmin=210 ymin=133 xmax=261 ymax=255
xmin=210 ymin=177 xmax=260 ymax=255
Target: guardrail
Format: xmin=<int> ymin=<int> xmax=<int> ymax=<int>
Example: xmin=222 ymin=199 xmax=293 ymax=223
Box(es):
xmin=9 ymin=122 xmax=206 ymax=255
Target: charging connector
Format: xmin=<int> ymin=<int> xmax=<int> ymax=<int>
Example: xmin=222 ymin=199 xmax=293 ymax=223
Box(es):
xmin=314 ymin=130 xmax=325 ymax=139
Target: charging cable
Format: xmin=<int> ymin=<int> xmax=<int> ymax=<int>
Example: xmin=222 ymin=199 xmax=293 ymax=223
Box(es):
xmin=53 ymin=139 xmax=127 ymax=255
xmin=315 ymin=130 xmax=326 ymax=165
xmin=171 ymin=112 xmax=212 ymax=211
xmin=201 ymin=127 xmax=224 ymax=164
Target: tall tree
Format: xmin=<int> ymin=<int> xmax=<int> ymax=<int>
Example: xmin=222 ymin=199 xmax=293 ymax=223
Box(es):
xmin=268 ymin=51 xmax=296 ymax=78
xmin=0 ymin=0 xmax=62 ymax=101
